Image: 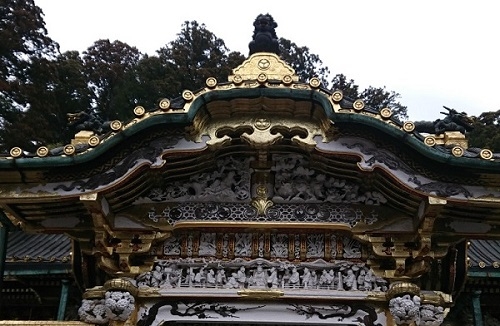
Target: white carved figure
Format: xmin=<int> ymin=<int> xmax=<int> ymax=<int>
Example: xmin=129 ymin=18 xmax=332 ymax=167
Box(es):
xmin=267 ymin=267 xmax=279 ymax=289
xmin=419 ymin=304 xmax=445 ymax=326
xmin=226 ymin=272 xmax=239 ymax=288
xmin=216 ymin=269 xmax=226 ymax=287
xmin=206 ymin=269 xmax=216 ymax=287
xmin=135 ymin=258 xmax=387 ymax=294
xmin=364 ymin=269 xmax=375 ymax=291
xmin=194 ymin=267 xmax=206 ymax=286
xmin=237 ymin=266 xmax=247 ymax=288
xmin=252 ymin=265 xmax=267 ymax=287
xmin=343 ymin=269 xmax=357 ymax=290
xmin=318 ymin=269 xmax=330 ymax=289
xmin=289 ymin=267 xmax=300 ymax=288
xmin=301 ymin=267 xmax=311 ymax=289
xmin=389 ymin=294 xmax=421 ymax=325
xmin=104 ymin=291 xmax=135 ymax=322
xmin=79 ymin=299 xmax=109 ymax=324
xmin=151 ymin=265 xmax=163 ymax=287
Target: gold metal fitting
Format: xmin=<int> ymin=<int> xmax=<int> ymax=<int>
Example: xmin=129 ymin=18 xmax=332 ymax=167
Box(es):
xmin=257 ymin=73 xmax=268 ymax=83
xmin=159 ymin=98 xmax=170 ymax=110
xmin=331 ymin=90 xmax=343 ymax=102
xmin=309 ymin=77 xmax=321 ymax=88
xmin=380 ymin=107 xmax=392 ymax=119
xmin=36 ymin=146 xmax=49 ymax=157
xmin=353 ymin=99 xmax=365 ymax=111
xmin=182 ymin=90 xmax=194 ymax=101
xmin=387 ymin=282 xmax=420 ymax=299
xmin=103 ymin=278 xmax=138 ymax=297
xmin=451 ymin=146 xmax=464 ymax=157
xmin=206 ymin=77 xmax=217 ymax=88
xmin=9 ymin=147 xmax=22 ymax=158
xmin=480 ymin=149 xmax=493 ymax=160
xmin=63 ymin=144 xmax=76 ymax=156
xmin=88 ymin=136 xmax=100 ymax=147
xmin=133 ymin=106 xmax=145 ymax=117
xmin=282 ymin=75 xmax=293 ymax=85
xmin=110 ymin=120 xmax=123 ymax=131
xmin=403 ymin=121 xmax=415 ymax=132
xmin=233 ymin=75 xmax=243 ymax=84
xmin=424 ymin=136 xmax=436 ymax=147
xmin=238 ymin=289 xmax=284 ymax=299
xmin=493 ymin=261 xmax=499 ymax=268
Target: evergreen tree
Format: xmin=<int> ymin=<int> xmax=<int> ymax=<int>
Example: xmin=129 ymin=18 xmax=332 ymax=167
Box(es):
xmin=82 ymin=39 xmax=141 ymax=121
xmin=0 ymin=0 xmax=59 ymax=152
xmin=468 ymin=110 xmax=500 ymax=151
xmin=157 ymin=21 xmax=245 ymax=97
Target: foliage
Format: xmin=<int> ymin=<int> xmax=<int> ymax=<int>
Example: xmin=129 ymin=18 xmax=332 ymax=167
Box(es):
xmin=82 ymin=39 xmax=142 ymax=120
xmin=0 ymin=0 xmax=59 ymax=151
xmin=278 ymin=38 xmax=330 ymax=86
xmin=330 ymin=74 xmax=408 ymax=121
xmin=468 ymin=110 xmax=500 ymax=151
xmin=157 ymin=21 xmax=245 ymax=98
xmin=0 ymin=10 xmax=410 ymax=151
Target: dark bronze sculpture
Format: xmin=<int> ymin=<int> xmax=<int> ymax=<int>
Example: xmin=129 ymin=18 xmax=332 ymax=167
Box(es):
xmin=67 ymin=109 xmax=111 ymax=135
xmin=249 ymin=14 xmax=280 ymax=55
xmin=414 ymin=106 xmax=475 ymax=135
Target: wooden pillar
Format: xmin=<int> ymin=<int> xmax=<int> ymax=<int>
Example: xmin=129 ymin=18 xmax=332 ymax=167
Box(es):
xmin=472 ymin=290 xmax=483 ymax=326
xmin=0 ymin=217 xmax=9 ymax=313
xmin=57 ymin=279 xmax=70 ymax=320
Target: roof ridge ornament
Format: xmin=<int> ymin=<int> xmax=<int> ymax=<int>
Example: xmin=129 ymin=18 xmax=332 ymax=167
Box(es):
xmin=229 ymin=53 xmax=299 ymax=84
xmin=249 ymin=13 xmax=280 ymax=55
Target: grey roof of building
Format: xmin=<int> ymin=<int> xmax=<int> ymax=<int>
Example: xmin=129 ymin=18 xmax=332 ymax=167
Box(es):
xmin=468 ymin=239 xmax=500 ymax=269
xmin=6 ymin=231 xmax=71 ymax=263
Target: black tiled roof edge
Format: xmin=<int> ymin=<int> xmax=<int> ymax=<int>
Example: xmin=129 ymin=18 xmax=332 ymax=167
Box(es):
xmin=468 ymin=239 xmax=500 ymax=269
xmin=5 ymin=231 xmax=71 ymax=263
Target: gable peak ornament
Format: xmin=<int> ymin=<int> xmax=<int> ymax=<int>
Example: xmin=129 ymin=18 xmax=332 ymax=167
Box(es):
xmin=249 ymin=13 xmax=280 ymax=55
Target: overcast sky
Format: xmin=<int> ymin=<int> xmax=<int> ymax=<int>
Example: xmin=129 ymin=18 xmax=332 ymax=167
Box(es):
xmin=36 ymin=0 xmax=500 ymax=121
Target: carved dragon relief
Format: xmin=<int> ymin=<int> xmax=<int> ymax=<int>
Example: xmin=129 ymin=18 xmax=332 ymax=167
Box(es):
xmin=316 ymin=135 xmax=499 ymax=200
